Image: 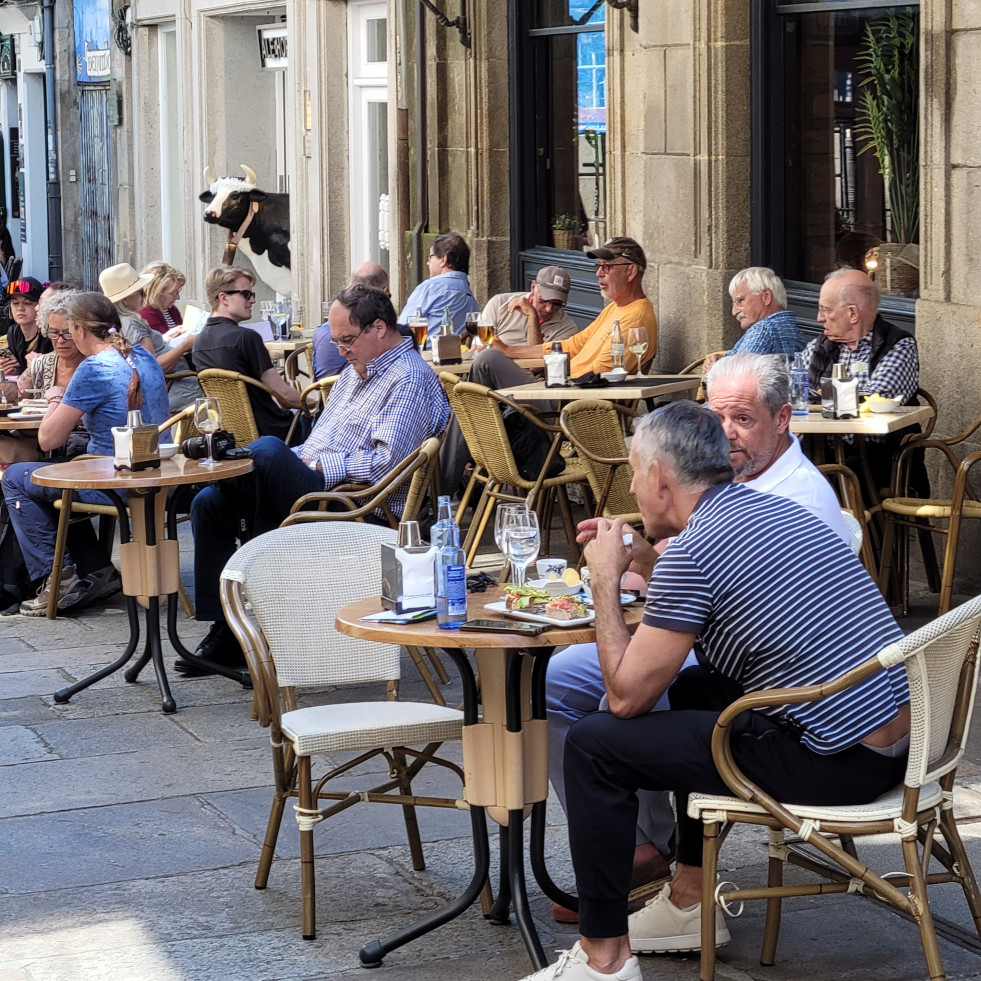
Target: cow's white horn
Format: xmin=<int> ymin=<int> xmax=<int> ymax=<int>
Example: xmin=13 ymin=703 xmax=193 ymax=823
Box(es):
xmin=203 ymin=165 xmax=216 ymax=185
xmin=241 ymin=164 xmax=257 ymax=187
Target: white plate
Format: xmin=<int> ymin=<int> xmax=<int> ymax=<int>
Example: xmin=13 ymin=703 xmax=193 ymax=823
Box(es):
xmin=8 ymin=411 xmax=43 ymax=420
xmin=527 ymin=577 xmax=581 ymax=597
xmin=485 ymin=600 xmax=594 ymax=628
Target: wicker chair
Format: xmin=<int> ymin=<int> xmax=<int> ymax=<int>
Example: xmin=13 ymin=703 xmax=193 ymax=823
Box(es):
xmin=560 ymin=398 xmax=641 ymax=523
xmin=197 ymin=368 xmax=276 ymax=445
xmin=284 ymin=375 xmax=338 ymax=445
xmin=878 ymin=409 xmax=981 ymax=616
xmin=219 ymin=522 xmax=465 ymax=939
xmin=283 ymin=342 xmax=313 ymax=389
xmin=688 ymin=595 xmax=981 ymax=981
xmin=818 ymin=463 xmax=877 ymax=576
xmin=439 ymin=373 xmax=586 ymax=566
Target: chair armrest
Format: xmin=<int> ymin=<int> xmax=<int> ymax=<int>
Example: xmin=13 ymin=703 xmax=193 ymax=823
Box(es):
xmin=219 ymin=575 xmax=276 ymax=728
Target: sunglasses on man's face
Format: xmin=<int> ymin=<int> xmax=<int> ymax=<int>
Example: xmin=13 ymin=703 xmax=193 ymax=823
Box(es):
xmin=224 ymin=289 xmax=256 ymax=302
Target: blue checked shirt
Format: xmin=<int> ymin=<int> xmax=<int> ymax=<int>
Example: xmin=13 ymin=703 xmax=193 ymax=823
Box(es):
xmin=295 ymin=338 xmax=450 ymax=515
xmin=728 ymin=309 xmax=806 ymax=357
xmin=803 ymin=329 xmax=919 ymax=443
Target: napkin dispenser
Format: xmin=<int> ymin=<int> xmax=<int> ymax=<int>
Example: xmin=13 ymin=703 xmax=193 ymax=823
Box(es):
xmin=431 ymin=331 xmax=462 ymax=366
xmin=381 ymin=520 xmax=436 ymax=612
xmin=112 ymin=410 xmax=161 ymax=472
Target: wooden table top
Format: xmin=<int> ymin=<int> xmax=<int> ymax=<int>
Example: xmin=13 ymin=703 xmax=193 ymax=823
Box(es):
xmin=265 ymin=338 xmax=311 ymax=356
xmin=423 ymin=352 xmax=546 ymax=375
xmin=0 ymin=411 xmax=44 ymax=430
xmin=336 ymin=586 xmax=645 ymax=649
xmin=495 ymin=374 xmax=701 ymax=402
xmin=31 ymin=454 xmax=254 ymax=490
xmin=788 ymin=404 xmax=934 ymax=435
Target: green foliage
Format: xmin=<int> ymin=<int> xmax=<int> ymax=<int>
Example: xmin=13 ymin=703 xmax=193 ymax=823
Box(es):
xmin=551 ymin=213 xmax=580 ymax=231
xmin=854 ymin=12 xmax=919 ymax=244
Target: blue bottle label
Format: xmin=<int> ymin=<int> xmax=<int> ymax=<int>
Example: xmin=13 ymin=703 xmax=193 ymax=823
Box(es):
xmin=445 ymin=564 xmax=467 ymax=615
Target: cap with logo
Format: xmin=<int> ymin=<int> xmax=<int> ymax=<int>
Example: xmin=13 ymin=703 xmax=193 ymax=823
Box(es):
xmin=586 ymin=237 xmax=647 ymax=271
xmin=535 ymin=265 xmax=571 ymax=302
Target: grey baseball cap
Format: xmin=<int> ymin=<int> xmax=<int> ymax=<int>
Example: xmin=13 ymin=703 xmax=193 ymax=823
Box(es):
xmin=535 ymin=265 xmax=572 ymax=302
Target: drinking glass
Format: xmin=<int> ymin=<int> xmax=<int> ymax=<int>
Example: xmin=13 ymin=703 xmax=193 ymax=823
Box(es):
xmin=408 ymin=316 xmax=429 ymax=350
xmin=464 ymin=312 xmax=480 ymax=336
xmin=504 ymin=511 xmax=541 ymax=588
xmin=193 ymin=397 xmax=222 ymax=468
xmin=495 ymin=503 xmax=530 ymax=554
xmin=477 ymin=319 xmax=495 ymax=347
xmin=626 ymin=327 xmax=648 ymax=369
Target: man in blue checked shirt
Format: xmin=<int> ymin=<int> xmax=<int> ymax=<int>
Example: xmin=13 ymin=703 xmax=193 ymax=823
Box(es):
xmin=183 ymin=283 xmax=450 ymax=676
xmin=803 ymin=267 xmax=926 ymax=496
xmin=703 ymin=266 xmax=805 ymax=371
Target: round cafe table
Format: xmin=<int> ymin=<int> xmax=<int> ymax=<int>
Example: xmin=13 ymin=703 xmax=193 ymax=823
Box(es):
xmin=336 ymin=588 xmax=645 ymax=971
xmin=32 ymin=454 xmax=254 ymax=713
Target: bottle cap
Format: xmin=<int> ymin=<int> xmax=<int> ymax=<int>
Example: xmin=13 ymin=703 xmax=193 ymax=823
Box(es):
xmin=126 ymin=409 xmax=144 ymax=427
xmin=832 ymin=363 xmax=845 ymax=379
xmin=551 ymin=342 xmax=563 ymax=352
xmin=397 ymin=520 xmax=421 ymax=548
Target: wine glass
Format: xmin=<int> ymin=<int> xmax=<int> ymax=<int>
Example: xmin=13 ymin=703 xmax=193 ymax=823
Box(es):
xmin=626 ymin=327 xmax=648 ymax=372
xmin=495 ymin=503 xmax=530 ymax=555
xmin=504 ymin=511 xmax=541 ymax=588
xmin=193 ymin=397 xmax=222 ymax=468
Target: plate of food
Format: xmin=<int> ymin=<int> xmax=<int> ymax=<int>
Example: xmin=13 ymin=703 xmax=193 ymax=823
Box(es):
xmin=487 ymin=585 xmax=594 ymax=627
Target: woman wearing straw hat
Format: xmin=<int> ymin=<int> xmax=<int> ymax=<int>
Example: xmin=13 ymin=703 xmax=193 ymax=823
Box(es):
xmin=99 ymin=262 xmax=202 ymax=412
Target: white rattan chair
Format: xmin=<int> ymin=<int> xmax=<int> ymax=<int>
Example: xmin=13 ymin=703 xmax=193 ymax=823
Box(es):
xmin=688 ymin=595 xmax=981 ymax=981
xmin=219 ymin=522 xmax=465 ymax=940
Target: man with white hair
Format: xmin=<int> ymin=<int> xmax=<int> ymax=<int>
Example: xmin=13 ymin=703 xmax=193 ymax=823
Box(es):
xmin=547 ymin=354 xmax=850 ymax=923
xmin=520 ymin=400 xmax=909 ymax=981
xmin=704 ymin=266 xmax=804 ymax=370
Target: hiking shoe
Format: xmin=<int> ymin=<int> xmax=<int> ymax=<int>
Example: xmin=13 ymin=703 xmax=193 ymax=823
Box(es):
xmin=83 ymin=565 xmax=123 ymax=603
xmin=519 ymin=942 xmax=640 ymax=980
xmin=173 ymin=621 xmax=246 ymax=675
xmin=20 ymin=565 xmax=89 ymax=617
xmin=628 ymin=882 xmax=730 ymax=954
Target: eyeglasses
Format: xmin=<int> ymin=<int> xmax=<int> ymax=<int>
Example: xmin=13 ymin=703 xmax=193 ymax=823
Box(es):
xmin=732 ymin=291 xmax=760 ymax=307
xmin=427 ymin=252 xmax=438 ymax=261
xmin=6 ymin=280 xmax=35 ymax=297
xmin=328 ymin=323 xmax=370 ymax=351
xmin=48 ymin=330 xmax=73 ymax=341
xmin=223 ymin=289 xmax=256 ymax=301
xmin=596 ymin=261 xmax=633 ymax=274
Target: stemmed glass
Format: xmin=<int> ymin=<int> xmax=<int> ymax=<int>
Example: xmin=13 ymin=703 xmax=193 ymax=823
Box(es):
xmin=193 ymin=397 xmax=222 ymax=468
xmin=503 ymin=511 xmax=541 ymax=588
xmin=626 ymin=327 xmax=648 ymax=372
xmin=495 ymin=503 xmax=530 ymax=582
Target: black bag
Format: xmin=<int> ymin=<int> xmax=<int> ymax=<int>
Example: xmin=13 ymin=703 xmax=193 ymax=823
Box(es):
xmin=0 ymin=498 xmax=30 ymax=606
xmin=502 ymin=406 xmax=566 ymax=482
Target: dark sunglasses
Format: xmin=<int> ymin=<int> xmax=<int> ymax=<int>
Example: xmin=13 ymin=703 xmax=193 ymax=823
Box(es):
xmin=224 ymin=289 xmax=256 ymax=301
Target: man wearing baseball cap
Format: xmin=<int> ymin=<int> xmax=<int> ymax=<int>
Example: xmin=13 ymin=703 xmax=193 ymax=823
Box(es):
xmin=479 ymin=265 xmax=580 ymax=347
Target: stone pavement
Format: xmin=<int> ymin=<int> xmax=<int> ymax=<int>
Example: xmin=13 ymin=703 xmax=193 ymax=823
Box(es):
xmin=1 ymin=525 xmax=980 ymax=981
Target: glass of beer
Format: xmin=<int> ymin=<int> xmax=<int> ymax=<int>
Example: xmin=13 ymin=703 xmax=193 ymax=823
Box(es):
xmin=408 ymin=316 xmax=429 ymax=350
xmin=477 ymin=319 xmax=495 ymax=347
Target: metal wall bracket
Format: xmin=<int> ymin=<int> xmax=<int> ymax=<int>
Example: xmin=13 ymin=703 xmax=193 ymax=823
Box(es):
xmin=606 ymin=0 xmax=639 ymax=33
xmin=417 ymin=0 xmax=470 ymax=49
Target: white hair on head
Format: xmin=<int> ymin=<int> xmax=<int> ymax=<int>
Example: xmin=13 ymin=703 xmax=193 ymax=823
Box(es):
xmin=727 ymin=267 xmax=787 ymax=309
xmin=704 ymin=353 xmax=789 ymax=414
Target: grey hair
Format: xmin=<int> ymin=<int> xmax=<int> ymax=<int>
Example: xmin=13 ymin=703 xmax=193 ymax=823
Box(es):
xmin=632 ymin=401 xmax=734 ymax=489
xmin=703 ymin=353 xmax=789 ymax=415
xmin=824 ymin=267 xmax=880 ymax=314
xmin=37 ymin=288 xmax=83 ymax=335
xmin=728 ymin=267 xmax=787 ymax=309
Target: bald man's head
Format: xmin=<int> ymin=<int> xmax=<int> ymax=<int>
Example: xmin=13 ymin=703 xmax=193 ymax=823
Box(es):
xmin=351 ymin=262 xmax=390 ymax=295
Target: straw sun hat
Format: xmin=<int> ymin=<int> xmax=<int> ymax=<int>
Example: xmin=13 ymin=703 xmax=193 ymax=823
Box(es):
xmin=99 ymin=262 xmax=153 ymax=304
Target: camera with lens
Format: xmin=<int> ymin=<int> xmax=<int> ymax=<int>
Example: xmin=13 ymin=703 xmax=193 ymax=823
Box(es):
xmin=180 ymin=429 xmax=250 ymax=461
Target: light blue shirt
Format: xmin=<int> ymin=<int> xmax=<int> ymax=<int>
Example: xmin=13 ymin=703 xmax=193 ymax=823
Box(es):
xmin=63 ymin=344 xmax=171 ymax=455
xmin=397 ymin=270 xmax=478 ymax=339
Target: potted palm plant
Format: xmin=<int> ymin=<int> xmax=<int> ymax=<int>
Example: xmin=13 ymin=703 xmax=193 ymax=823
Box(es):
xmin=854 ymin=11 xmax=919 ymax=296
xmin=551 ymin=214 xmax=581 ymax=251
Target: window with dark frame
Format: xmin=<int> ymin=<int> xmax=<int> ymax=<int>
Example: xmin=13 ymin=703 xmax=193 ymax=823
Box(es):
xmin=752 ymin=1 xmax=920 ymax=315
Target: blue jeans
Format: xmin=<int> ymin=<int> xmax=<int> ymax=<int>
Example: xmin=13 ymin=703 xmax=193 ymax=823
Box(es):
xmin=2 ymin=459 xmax=114 ymax=581
xmin=190 ymin=437 xmax=324 ymax=621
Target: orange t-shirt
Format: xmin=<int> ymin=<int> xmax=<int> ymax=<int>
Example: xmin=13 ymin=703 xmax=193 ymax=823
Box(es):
xmin=544 ymin=297 xmax=657 ymax=375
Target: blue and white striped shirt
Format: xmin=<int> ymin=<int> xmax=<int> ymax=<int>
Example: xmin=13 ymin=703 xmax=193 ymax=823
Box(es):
xmin=644 ymin=482 xmax=907 ymax=754
xmin=295 ymin=338 xmax=450 ymax=516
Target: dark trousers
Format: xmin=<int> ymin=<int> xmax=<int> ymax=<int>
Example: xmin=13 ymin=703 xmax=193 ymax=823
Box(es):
xmin=190 ymin=436 xmax=324 ymax=621
xmin=564 ymin=664 xmax=908 ymax=938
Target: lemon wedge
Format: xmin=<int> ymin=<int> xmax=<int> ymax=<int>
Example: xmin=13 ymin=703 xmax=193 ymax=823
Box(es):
xmin=548 ymin=572 xmax=560 ymax=580
xmin=561 ymin=568 xmax=581 ymax=587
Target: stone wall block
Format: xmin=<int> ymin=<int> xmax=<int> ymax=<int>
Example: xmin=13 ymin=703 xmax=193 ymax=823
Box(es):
xmin=664 ymin=46 xmax=693 ymax=155
xmin=637 ymin=0 xmax=693 ymax=47
xmin=654 ymin=264 xmax=732 ymax=372
xmin=947 ymin=168 xmax=981 ymax=306
xmin=949 ymin=31 xmax=981 ymax=167
xmin=951 ymin=1 xmax=981 ymax=31
xmin=629 ymin=47 xmax=665 ymax=153
xmin=634 ymin=154 xmax=696 ymax=263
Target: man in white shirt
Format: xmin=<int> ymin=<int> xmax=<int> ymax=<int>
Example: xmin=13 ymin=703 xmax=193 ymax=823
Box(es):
xmin=548 ymin=353 xmax=850 ymax=921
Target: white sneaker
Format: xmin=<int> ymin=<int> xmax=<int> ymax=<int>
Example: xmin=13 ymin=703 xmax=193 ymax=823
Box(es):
xmin=628 ymin=882 xmax=730 ymax=954
xmin=520 ymin=942 xmax=641 ymax=981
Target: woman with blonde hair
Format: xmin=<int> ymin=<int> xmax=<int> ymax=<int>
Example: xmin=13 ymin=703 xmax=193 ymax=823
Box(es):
xmin=100 ymin=261 xmax=201 ymax=411
xmin=139 ymin=261 xmax=186 ymax=334
xmin=2 ymin=292 xmax=170 ymax=615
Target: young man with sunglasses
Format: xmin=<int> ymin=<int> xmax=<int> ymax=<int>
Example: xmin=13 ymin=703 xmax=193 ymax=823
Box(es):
xmin=192 ymin=266 xmax=302 ymax=440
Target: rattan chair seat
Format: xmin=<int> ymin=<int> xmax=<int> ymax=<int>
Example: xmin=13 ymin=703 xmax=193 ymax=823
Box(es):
xmin=882 ymin=496 xmax=981 ymax=519
xmin=282 ymin=701 xmax=463 ymax=756
xmin=689 ymin=779 xmax=942 ymax=826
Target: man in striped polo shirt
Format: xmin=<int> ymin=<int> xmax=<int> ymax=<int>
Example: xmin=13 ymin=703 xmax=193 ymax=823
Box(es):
xmin=521 ymin=400 xmax=909 ymax=981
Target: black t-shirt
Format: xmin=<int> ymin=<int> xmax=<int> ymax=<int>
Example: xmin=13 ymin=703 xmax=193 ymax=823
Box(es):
xmin=192 ymin=317 xmax=292 ymax=440
xmin=7 ymin=323 xmax=53 ymax=375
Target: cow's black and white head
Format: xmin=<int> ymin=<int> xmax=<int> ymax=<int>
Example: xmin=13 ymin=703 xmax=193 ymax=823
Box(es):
xmin=199 ymin=164 xmax=268 ymax=229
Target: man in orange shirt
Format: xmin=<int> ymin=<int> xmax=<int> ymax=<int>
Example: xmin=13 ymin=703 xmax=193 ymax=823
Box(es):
xmin=440 ymin=237 xmax=658 ymax=494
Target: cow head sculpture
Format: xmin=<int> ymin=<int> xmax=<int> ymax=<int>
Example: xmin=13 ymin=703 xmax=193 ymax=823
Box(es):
xmin=199 ymin=164 xmax=292 ymax=297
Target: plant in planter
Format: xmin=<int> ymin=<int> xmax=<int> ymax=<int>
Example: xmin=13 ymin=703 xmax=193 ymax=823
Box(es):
xmin=854 ymin=11 xmax=919 ymax=296
xmin=551 ymin=214 xmax=581 ymax=251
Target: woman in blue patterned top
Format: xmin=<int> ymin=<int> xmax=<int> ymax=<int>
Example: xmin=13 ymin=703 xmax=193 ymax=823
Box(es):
xmin=3 ymin=292 xmax=170 ymax=615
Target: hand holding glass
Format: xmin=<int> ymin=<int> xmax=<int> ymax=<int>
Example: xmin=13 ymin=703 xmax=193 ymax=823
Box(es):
xmin=193 ymin=397 xmax=222 ymax=468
